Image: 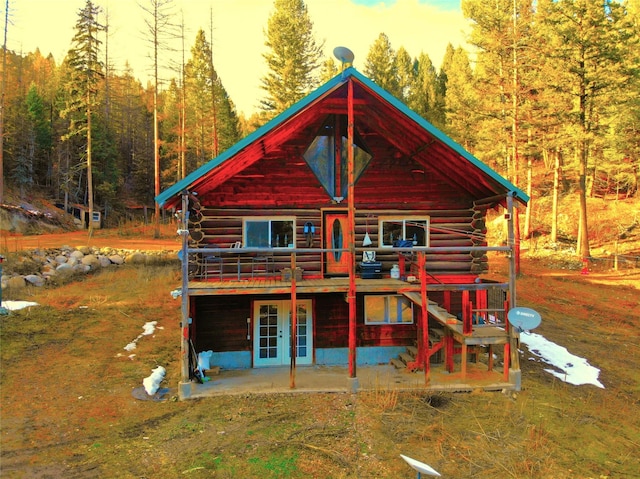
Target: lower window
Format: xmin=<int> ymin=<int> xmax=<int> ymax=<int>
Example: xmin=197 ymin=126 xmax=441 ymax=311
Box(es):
xmin=365 ymin=295 xmax=413 ymax=324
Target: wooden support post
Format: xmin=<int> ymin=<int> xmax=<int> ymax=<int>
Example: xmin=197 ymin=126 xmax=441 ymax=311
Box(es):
xmin=476 ymin=289 xmax=487 ymax=323
xmin=290 ymin=253 xmax=297 ymax=389
xmin=506 ymin=193 xmax=520 ymax=376
xmin=418 ymin=251 xmax=429 ymax=384
xmin=462 ymin=290 xmax=472 ymax=335
xmin=445 ymin=332 xmax=454 ymax=373
xmin=398 ymin=252 xmax=406 ymax=277
xmin=461 ymin=343 xmax=467 ymax=379
xmin=503 ymin=343 xmax=510 ymax=382
xmin=507 ymin=193 xmax=517 ymax=308
xmin=443 ymin=290 xmax=451 ymax=313
xmin=347 ymin=78 xmax=357 ymax=380
xmin=180 ymin=192 xmax=190 ymax=385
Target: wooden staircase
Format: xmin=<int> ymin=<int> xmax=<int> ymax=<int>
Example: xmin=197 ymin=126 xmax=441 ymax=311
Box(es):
xmin=391 ymin=328 xmax=445 ymax=371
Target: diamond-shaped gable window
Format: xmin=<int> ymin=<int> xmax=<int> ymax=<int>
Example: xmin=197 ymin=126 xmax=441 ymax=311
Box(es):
xmin=303 ymin=115 xmax=373 ymax=199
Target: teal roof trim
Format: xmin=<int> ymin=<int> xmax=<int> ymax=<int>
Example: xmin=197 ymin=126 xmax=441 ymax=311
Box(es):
xmin=155 ymin=71 xmax=349 ymax=207
xmin=156 ymin=67 xmax=528 ymax=206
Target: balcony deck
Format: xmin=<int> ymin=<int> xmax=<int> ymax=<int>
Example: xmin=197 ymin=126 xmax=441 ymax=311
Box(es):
xmin=188 ymin=276 xmax=409 ymax=296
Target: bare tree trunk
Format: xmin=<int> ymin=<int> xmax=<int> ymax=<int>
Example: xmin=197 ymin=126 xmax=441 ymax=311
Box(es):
xmin=87 ymin=93 xmax=94 ymax=237
xmin=578 ymin=140 xmax=590 ymax=258
xmin=209 ymin=8 xmax=219 ymax=158
xmin=511 ymin=0 xmax=519 ymax=187
xmin=141 ymin=0 xmax=177 ymax=237
xmin=0 ymin=0 xmax=9 ymax=204
xmin=523 ymin=130 xmax=532 ymax=239
xmin=551 ymin=149 xmax=560 ymax=244
xmin=153 ymin=19 xmax=160 ymax=237
xmin=180 ymin=15 xmax=186 ymax=180
xmin=104 ymin=9 xmax=111 ymax=126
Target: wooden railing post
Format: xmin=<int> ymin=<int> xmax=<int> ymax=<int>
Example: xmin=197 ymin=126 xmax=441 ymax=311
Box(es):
xmin=290 ymin=252 xmax=297 ymax=389
xmin=418 ymin=251 xmax=430 ymax=385
xmin=462 ymin=290 xmax=472 ymax=335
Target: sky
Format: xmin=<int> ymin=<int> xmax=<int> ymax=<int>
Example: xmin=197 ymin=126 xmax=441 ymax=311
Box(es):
xmin=5 ymin=0 xmax=469 ymax=117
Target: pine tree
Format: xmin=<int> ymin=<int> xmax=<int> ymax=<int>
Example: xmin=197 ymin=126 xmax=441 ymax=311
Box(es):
xmin=24 ymin=84 xmax=52 ymax=188
xmin=260 ymin=0 xmax=323 ymax=120
xmin=443 ymin=47 xmax=478 ymax=152
xmin=140 ymin=0 xmax=177 ymax=236
xmin=435 ymin=44 xmax=455 ymax=132
xmin=61 ymin=0 xmax=104 ymax=235
xmin=363 ymin=33 xmax=399 ymax=97
xmin=184 ymin=29 xmax=240 ymax=170
xmin=318 ymin=57 xmax=340 ymax=83
xmin=0 ymin=0 xmax=9 ymax=203
xmin=601 ymin=1 xmax=640 ymax=199
xmin=539 ymin=0 xmax=636 ymax=257
xmin=462 ymin=0 xmax=536 ymax=182
xmin=409 ymin=52 xmax=441 ymax=127
xmin=107 ymin=63 xmax=153 ymax=209
xmin=394 ymin=46 xmax=414 ymax=104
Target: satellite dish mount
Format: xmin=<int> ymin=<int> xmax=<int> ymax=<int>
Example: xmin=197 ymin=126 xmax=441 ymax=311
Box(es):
xmin=333 ymin=46 xmax=355 ymax=73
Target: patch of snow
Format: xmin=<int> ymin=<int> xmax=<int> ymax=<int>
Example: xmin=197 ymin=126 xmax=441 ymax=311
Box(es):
xmin=521 ymin=332 xmax=604 ymax=388
xmin=1 ymin=300 xmax=39 ymax=311
xmin=123 ymin=321 xmax=159 ymax=351
xmin=142 ymin=321 xmax=157 ymax=335
xmin=143 ymin=366 xmax=166 ymax=395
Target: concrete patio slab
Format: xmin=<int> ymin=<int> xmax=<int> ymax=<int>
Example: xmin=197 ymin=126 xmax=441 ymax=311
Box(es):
xmin=183 ymin=364 xmax=512 ymax=399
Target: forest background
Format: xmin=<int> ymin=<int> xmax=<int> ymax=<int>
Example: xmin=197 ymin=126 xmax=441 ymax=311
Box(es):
xmin=0 ymin=0 xmax=638 ymax=260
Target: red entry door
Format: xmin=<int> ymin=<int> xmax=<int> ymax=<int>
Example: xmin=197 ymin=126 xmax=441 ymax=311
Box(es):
xmin=324 ymin=211 xmax=350 ymax=276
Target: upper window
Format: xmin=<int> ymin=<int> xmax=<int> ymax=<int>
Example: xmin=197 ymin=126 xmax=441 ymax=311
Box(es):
xmin=365 ymin=295 xmax=414 ymax=325
xmin=379 ymin=217 xmax=429 ymax=247
xmin=244 ymin=218 xmax=295 ymax=248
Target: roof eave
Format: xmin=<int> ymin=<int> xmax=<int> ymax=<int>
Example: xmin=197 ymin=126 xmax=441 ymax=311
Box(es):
xmin=155 ymin=70 xmax=351 ymax=208
xmin=347 ymin=69 xmax=529 ymax=204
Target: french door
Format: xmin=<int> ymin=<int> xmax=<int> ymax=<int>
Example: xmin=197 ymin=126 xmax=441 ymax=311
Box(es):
xmin=253 ymin=300 xmax=313 ymax=367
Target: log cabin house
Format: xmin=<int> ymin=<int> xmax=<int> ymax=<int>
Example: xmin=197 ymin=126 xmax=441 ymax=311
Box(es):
xmin=156 ymin=67 xmax=529 ymax=399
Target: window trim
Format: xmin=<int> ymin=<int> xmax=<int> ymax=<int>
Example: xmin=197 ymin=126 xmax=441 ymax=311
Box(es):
xmin=364 ymin=294 xmax=414 ymax=325
xmin=378 ymin=216 xmax=430 ymax=248
xmin=243 ymin=216 xmax=296 ymax=249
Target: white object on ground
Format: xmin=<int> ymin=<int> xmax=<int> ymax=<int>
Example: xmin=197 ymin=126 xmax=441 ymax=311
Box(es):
xmin=123 ymin=321 xmax=159 ymax=351
xmin=400 ymin=454 xmax=441 ymax=477
xmin=143 ymin=366 xmax=166 ymax=395
xmin=521 ymin=332 xmax=604 ymax=388
xmin=198 ymin=350 xmax=213 ymax=370
xmin=1 ymin=300 xmax=39 ymax=311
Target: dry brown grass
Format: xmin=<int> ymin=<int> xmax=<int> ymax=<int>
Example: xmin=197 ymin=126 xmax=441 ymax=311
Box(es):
xmin=1 ymin=249 xmax=639 ymax=477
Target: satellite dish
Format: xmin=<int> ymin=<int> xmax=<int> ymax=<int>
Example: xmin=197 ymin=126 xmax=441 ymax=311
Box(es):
xmin=333 ymin=46 xmax=355 ymax=65
xmin=508 ymin=307 xmax=542 ymax=332
xmin=400 ymin=455 xmax=441 ymax=477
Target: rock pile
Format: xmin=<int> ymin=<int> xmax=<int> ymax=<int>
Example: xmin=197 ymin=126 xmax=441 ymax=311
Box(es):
xmin=1 ymin=245 xmax=179 ymax=290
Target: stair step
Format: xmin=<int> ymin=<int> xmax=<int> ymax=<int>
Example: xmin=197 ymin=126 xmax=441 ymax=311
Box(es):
xmin=390 ymin=358 xmax=406 ymax=369
xmin=399 ymin=352 xmax=414 ymax=364
xmin=406 ymin=345 xmax=418 ymax=357
xmin=430 ymin=328 xmax=445 ymax=339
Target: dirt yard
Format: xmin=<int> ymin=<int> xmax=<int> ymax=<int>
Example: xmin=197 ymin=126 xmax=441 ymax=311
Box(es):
xmin=1 ymin=229 xmax=639 ymax=478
